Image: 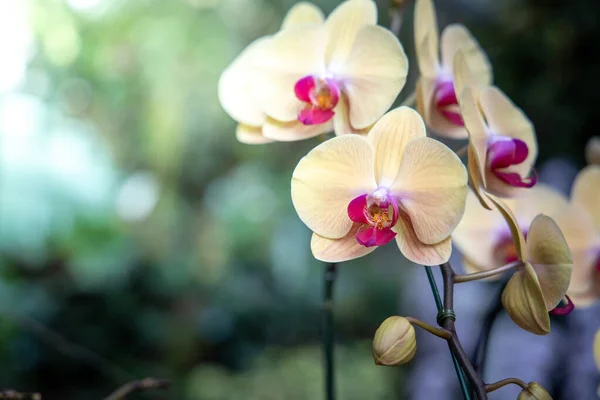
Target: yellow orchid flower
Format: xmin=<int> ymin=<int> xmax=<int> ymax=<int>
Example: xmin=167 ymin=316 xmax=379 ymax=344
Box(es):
xmin=218 ymin=2 xmax=325 ymax=144
xmin=291 ymin=107 xmax=467 ymax=265
xmin=251 ymin=0 xmax=408 ymax=141
xmin=568 ymin=165 xmax=600 ymax=307
xmin=413 ymin=0 xmax=491 ymax=139
xmin=457 ymin=77 xmax=538 ymax=203
xmin=453 ymin=184 xmax=595 ymax=281
xmin=485 ymin=196 xmax=573 ymax=335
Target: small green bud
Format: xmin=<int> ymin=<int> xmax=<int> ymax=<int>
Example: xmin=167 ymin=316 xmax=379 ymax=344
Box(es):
xmin=372 ymin=316 xmax=416 ymax=366
xmin=517 ymin=382 xmax=552 ymax=400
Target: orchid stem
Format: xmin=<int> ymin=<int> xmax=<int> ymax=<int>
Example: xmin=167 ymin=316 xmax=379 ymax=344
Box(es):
xmin=424 ymin=266 xmax=472 ymax=400
xmin=454 ymin=262 xmax=521 ymax=283
xmin=406 ymin=317 xmax=452 ymax=340
xmin=485 ymin=378 xmax=528 ymax=393
xmin=323 ymin=262 xmax=337 ymax=400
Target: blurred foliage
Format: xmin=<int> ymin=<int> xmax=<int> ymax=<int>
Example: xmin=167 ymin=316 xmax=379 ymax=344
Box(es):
xmin=0 ymin=0 xmax=597 ymax=398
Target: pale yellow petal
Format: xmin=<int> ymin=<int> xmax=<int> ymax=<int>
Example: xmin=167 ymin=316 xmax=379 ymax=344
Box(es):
xmin=236 ymin=124 xmax=273 ymax=144
xmin=324 ymin=0 xmax=377 ymax=70
xmin=394 ymin=213 xmax=452 ymax=266
xmin=262 ymin=118 xmax=332 ymax=142
xmin=414 ymin=0 xmax=439 ymax=77
xmin=467 ymin=143 xmax=492 ymax=209
xmin=452 ymin=189 xmax=504 ymax=271
xmin=486 ymin=193 xmax=527 ymax=261
xmin=569 ymin=286 xmax=600 ymax=308
xmin=391 ymin=137 xmax=467 ymax=244
xmin=461 ymin=88 xmax=489 ymax=193
xmin=218 ymin=38 xmax=269 ymax=126
xmin=281 ymin=2 xmax=324 ymax=29
xmin=585 ymin=136 xmax=600 ymax=165
xmin=340 ymin=25 xmax=408 ymax=129
xmin=512 ymin=184 xmax=568 ymax=226
xmin=568 ymin=248 xmax=598 ymax=301
xmin=527 ymin=214 xmax=573 ymax=310
xmin=478 ymin=86 xmax=537 ymax=179
xmin=291 ymin=135 xmax=376 ymax=238
xmin=369 ymin=107 xmax=426 ymax=188
xmin=311 ymin=227 xmax=376 ymax=262
xmin=441 ymin=24 xmax=491 ymax=85
xmin=332 ymin=94 xmax=371 ymax=136
xmin=252 ymin=26 xmax=327 ymax=122
xmin=502 ymin=263 xmax=550 ymax=335
xmin=571 ymin=165 xmax=600 ymax=232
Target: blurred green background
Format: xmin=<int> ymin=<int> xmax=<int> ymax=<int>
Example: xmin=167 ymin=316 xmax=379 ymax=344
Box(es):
xmin=0 ymin=0 xmax=597 ymax=398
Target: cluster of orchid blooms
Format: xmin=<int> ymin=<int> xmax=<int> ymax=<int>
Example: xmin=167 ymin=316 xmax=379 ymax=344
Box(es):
xmin=219 ymin=0 xmax=599 ymax=397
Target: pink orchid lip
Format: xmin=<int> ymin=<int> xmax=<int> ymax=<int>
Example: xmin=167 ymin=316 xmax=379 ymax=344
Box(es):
xmin=434 ymin=79 xmax=464 ymax=127
xmin=347 ymin=191 xmax=399 ymax=247
xmin=487 ymin=137 xmax=537 ymax=188
xmin=549 ymin=295 xmax=574 ymax=316
xmin=294 ymin=75 xmax=340 ymax=126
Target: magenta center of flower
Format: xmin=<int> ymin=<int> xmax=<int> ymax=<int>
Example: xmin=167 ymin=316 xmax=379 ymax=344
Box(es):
xmin=493 ymin=234 xmax=523 ymax=264
xmin=549 ymin=295 xmax=575 ymax=316
xmin=294 ymin=75 xmax=340 ymax=125
xmin=347 ymin=189 xmax=399 ymax=247
xmin=486 ymin=137 xmax=537 ymax=188
xmin=434 ymin=80 xmax=463 ymax=127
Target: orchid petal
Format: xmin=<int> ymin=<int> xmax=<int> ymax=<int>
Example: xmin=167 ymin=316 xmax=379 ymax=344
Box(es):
xmin=262 ymin=117 xmax=332 ymax=142
xmin=479 ymin=86 xmax=537 ymax=179
xmin=324 ymin=0 xmax=377 ymax=71
xmin=571 ymin=165 xmax=600 ymax=232
xmin=485 ymin=193 xmax=527 ymax=261
xmin=527 ymin=215 xmax=573 ymax=311
xmin=298 ymin=106 xmax=335 ymax=125
xmin=414 ymin=0 xmax=439 ymax=77
xmin=252 ymin=26 xmax=327 ymax=122
xmin=311 ymin=228 xmax=376 ymax=262
xmin=347 ymin=194 xmax=368 ymax=224
xmin=341 ymin=25 xmax=409 ymax=129
xmin=332 ymin=93 xmax=371 ymax=136
xmin=291 ymin=135 xmax=376 ymax=239
xmin=502 ymin=262 xmax=550 ymax=335
xmin=356 ymin=225 xmax=397 ymax=247
xmin=281 ymin=2 xmax=325 ymax=29
xmin=441 ymin=24 xmax=491 ymax=85
xmin=369 ymin=107 xmax=426 ymax=188
xmin=461 ymin=88 xmax=489 ymax=197
xmin=391 ymin=137 xmax=468 ymax=244
xmin=236 ymin=124 xmax=273 ymax=145
xmin=394 ymin=213 xmax=452 ymax=266
xmin=218 ymin=38 xmax=269 ymax=127
xmin=452 ymin=51 xmax=481 ymax=106
xmin=452 ymin=190 xmax=505 ymax=271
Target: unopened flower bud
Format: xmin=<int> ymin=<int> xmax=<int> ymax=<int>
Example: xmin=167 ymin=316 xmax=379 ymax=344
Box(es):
xmin=585 ymin=137 xmax=600 ymax=165
xmin=372 ymin=316 xmax=416 ymax=366
xmin=517 ymin=382 xmax=552 ymax=400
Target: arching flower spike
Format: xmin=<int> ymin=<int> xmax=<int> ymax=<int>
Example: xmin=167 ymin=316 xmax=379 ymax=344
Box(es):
xmin=218 ymin=2 xmax=326 ymax=144
xmin=253 ymin=0 xmax=409 ymax=141
xmin=291 ymin=107 xmax=467 ymax=265
xmin=457 ymin=71 xmax=538 ymax=203
xmin=488 ymin=196 xmax=573 ymax=335
xmin=414 ymin=0 xmax=491 ymax=138
xmin=568 ymin=165 xmax=600 ymax=307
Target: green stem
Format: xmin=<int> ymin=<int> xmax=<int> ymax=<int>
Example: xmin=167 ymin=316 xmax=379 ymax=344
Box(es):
xmin=424 ymin=266 xmax=472 ymax=400
xmin=323 ymin=262 xmax=337 ymax=400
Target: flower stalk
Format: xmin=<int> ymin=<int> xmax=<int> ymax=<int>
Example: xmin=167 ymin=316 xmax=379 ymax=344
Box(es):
xmin=454 ymin=261 xmax=521 ymax=283
xmin=323 ymin=262 xmax=337 ymax=400
xmin=485 ymin=378 xmax=528 ymax=393
xmin=405 ymin=316 xmax=451 ymax=340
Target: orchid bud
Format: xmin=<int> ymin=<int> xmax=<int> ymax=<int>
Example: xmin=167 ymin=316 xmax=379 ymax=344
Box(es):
xmin=517 ymin=382 xmax=552 ymax=400
xmin=373 ymin=316 xmax=416 ymax=366
xmin=585 ymin=137 xmax=600 ymax=165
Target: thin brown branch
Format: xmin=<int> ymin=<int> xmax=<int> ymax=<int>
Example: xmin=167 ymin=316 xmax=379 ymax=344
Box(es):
xmin=485 ymin=378 xmax=528 ymax=393
xmin=454 ymin=261 xmax=521 ymax=283
xmin=0 ymin=390 xmax=42 ymax=400
xmin=104 ymin=378 xmax=171 ymax=400
xmin=439 ymin=262 xmax=488 ymax=400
